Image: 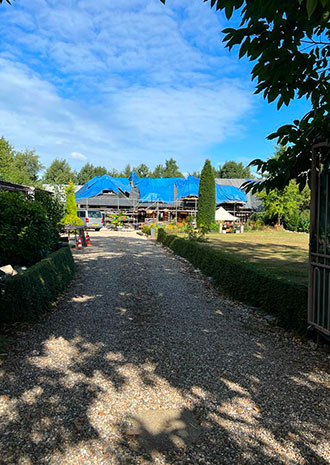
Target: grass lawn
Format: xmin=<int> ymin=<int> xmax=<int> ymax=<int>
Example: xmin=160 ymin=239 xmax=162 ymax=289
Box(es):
xmin=206 ymin=230 xmax=309 ymax=285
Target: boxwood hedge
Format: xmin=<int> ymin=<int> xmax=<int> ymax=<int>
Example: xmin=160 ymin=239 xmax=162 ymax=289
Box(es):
xmin=0 ymin=246 xmax=74 ymax=323
xmin=157 ymin=229 xmax=308 ymax=333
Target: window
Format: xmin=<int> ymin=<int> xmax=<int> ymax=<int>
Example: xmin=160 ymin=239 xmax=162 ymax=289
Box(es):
xmin=88 ymin=210 xmax=102 ymax=218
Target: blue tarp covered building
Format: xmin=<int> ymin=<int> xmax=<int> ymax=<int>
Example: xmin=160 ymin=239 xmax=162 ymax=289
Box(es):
xmin=75 ymin=173 xmax=246 ymax=205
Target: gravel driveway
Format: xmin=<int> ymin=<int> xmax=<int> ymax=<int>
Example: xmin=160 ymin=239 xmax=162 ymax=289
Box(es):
xmin=0 ymin=230 xmax=329 ymax=465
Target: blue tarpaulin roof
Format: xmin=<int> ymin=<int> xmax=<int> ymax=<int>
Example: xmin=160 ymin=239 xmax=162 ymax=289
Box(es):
xmin=176 ymin=176 xmax=200 ymax=199
xmin=216 ymin=184 xmax=246 ymax=203
xmin=128 ymin=171 xmax=140 ymax=186
xmin=75 ymin=174 xmax=246 ymax=204
xmin=138 ymin=178 xmax=181 ymax=203
xmin=75 ymin=175 xmax=128 ymax=201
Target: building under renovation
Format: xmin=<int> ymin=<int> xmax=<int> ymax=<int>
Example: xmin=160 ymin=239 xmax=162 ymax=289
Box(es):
xmin=75 ymin=172 xmax=258 ymax=224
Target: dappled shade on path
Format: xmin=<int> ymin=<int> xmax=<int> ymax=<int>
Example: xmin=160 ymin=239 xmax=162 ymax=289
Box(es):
xmin=0 ymin=231 xmax=329 ymax=465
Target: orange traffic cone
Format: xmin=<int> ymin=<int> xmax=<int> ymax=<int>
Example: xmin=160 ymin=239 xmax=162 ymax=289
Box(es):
xmin=76 ymin=236 xmax=83 ymax=250
xmin=85 ymin=232 xmax=92 ymax=247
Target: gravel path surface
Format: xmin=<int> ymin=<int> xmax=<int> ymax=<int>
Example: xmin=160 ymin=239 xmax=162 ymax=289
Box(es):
xmin=0 ymin=230 xmax=329 ymax=465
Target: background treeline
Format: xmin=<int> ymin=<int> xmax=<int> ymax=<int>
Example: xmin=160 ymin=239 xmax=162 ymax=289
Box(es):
xmin=0 ymin=136 xmax=252 ymax=186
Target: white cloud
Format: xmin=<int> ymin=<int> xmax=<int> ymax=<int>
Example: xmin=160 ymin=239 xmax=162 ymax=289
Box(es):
xmin=0 ymin=0 xmax=255 ymax=171
xmin=71 ymin=152 xmax=87 ymax=160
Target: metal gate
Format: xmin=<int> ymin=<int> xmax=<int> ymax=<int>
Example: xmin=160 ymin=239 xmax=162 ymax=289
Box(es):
xmin=308 ymin=142 xmax=330 ymax=336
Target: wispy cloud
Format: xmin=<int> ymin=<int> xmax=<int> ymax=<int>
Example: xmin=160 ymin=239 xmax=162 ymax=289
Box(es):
xmin=70 ymin=152 xmax=87 ymax=161
xmin=0 ymin=0 xmax=255 ymax=171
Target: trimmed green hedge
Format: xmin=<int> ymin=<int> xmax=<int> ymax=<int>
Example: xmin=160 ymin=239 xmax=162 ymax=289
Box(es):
xmin=0 ymin=246 xmax=75 ymax=323
xmin=157 ymin=229 xmax=308 ymax=333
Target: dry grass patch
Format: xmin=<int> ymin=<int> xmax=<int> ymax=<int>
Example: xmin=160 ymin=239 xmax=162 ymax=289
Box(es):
xmin=206 ymin=230 xmax=309 ymax=285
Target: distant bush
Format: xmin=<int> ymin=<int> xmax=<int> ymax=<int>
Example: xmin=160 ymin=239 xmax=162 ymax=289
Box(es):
xmin=0 ymin=191 xmax=59 ymax=266
xmin=157 ymin=230 xmax=308 ymax=333
xmin=0 ymin=246 xmax=74 ymax=323
xmin=142 ymin=224 xmax=158 ymax=235
xmin=298 ymin=210 xmax=310 ymax=233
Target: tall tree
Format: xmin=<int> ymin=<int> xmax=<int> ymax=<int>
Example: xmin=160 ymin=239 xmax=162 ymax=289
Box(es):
xmin=161 ymin=0 xmax=330 ymax=191
xmin=13 ymin=149 xmax=44 ymax=184
xmin=123 ymin=163 xmax=131 ymax=177
xmin=197 ymin=159 xmax=216 ymax=229
xmin=76 ymin=163 xmax=107 ymax=184
xmin=152 ymin=164 xmax=165 ymax=178
xmin=218 ymin=161 xmax=251 ymax=179
xmin=135 ymin=163 xmax=150 ymax=178
xmin=0 ymin=137 xmax=15 ymax=182
xmin=258 ymin=180 xmax=307 ymax=226
xmin=162 ymin=158 xmax=183 ymax=178
xmin=0 ymin=137 xmax=43 ymax=185
xmin=43 ymin=159 xmax=74 ymax=185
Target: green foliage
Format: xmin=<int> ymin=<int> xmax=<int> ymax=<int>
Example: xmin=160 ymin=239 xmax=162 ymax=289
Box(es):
xmin=0 ymin=192 xmax=57 ymax=266
xmin=197 ymin=159 xmax=216 ymax=229
xmin=135 ymin=163 xmax=151 ymax=178
xmin=62 ymin=180 xmax=83 ymax=227
xmin=34 ymin=190 xmax=64 ymax=243
xmin=0 ymin=137 xmax=43 ymax=186
xmin=43 ymin=159 xmax=74 ymax=185
xmin=142 ymin=224 xmax=158 ymax=235
xmin=259 ymin=179 xmax=311 ymax=228
xmin=151 ymin=158 xmax=184 ymax=178
xmin=108 ymin=211 xmax=126 ymax=229
xmin=218 ymin=161 xmax=251 ymax=179
xmin=157 ymin=229 xmax=308 ymax=333
xmin=299 ymin=209 xmax=311 ymax=232
xmin=75 ymin=163 xmax=107 ymax=184
xmin=161 ymin=0 xmax=330 ymax=189
xmin=0 ymin=246 xmax=74 ymax=323
xmin=152 ymin=164 xmax=165 ymax=178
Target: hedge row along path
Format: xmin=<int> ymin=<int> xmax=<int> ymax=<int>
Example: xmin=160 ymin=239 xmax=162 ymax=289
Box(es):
xmin=0 ymin=230 xmax=329 ymax=465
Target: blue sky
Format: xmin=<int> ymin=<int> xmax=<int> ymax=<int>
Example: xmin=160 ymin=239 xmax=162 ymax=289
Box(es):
xmin=0 ymin=0 xmax=310 ymax=174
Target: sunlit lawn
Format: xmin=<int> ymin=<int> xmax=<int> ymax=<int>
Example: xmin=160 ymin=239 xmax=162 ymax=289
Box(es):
xmin=206 ymin=230 xmax=309 ymax=285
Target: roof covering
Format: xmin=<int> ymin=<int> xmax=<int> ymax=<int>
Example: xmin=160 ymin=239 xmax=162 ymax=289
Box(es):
xmin=216 ymin=184 xmax=246 ymax=203
xmin=138 ymin=178 xmax=181 ymax=203
xmin=75 ymin=175 xmax=127 ymax=201
xmin=75 ymin=174 xmax=247 ymax=204
xmin=176 ymin=176 xmax=200 ymax=199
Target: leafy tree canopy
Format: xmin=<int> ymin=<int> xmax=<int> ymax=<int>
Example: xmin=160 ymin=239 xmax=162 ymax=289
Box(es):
xmin=75 ymin=163 xmax=107 ymax=185
xmin=162 ymin=158 xmax=184 ymax=178
xmin=161 ymin=0 xmax=330 ymax=191
xmin=135 ymin=163 xmax=151 ymax=178
xmin=0 ymin=137 xmax=44 ymax=186
xmin=218 ymin=161 xmax=251 ymax=178
xmin=43 ymin=159 xmax=74 ymax=185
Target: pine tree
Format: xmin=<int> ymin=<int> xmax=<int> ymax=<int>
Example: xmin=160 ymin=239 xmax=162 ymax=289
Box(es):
xmin=62 ymin=180 xmax=83 ymax=226
xmin=197 ymin=159 xmax=216 ymax=229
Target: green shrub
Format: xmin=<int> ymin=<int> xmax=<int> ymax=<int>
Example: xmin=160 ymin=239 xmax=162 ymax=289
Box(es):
xmin=0 ymin=191 xmax=58 ymax=266
xmin=142 ymin=224 xmax=158 ymax=235
xmin=298 ymin=210 xmax=310 ymax=233
xmin=284 ymin=209 xmax=300 ymax=231
xmin=157 ymin=230 xmax=308 ymax=333
xmin=0 ymin=246 xmax=74 ymax=323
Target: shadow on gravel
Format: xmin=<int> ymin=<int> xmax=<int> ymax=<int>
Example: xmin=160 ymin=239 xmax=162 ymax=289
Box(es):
xmin=0 ymin=233 xmax=329 ymax=464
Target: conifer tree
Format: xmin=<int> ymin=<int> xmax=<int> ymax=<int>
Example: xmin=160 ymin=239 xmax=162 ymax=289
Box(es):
xmin=62 ymin=180 xmax=83 ymax=226
xmin=197 ymin=159 xmax=216 ymax=229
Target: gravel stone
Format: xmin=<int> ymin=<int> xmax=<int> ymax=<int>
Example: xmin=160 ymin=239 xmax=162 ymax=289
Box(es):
xmin=0 ymin=230 xmax=329 ymax=465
